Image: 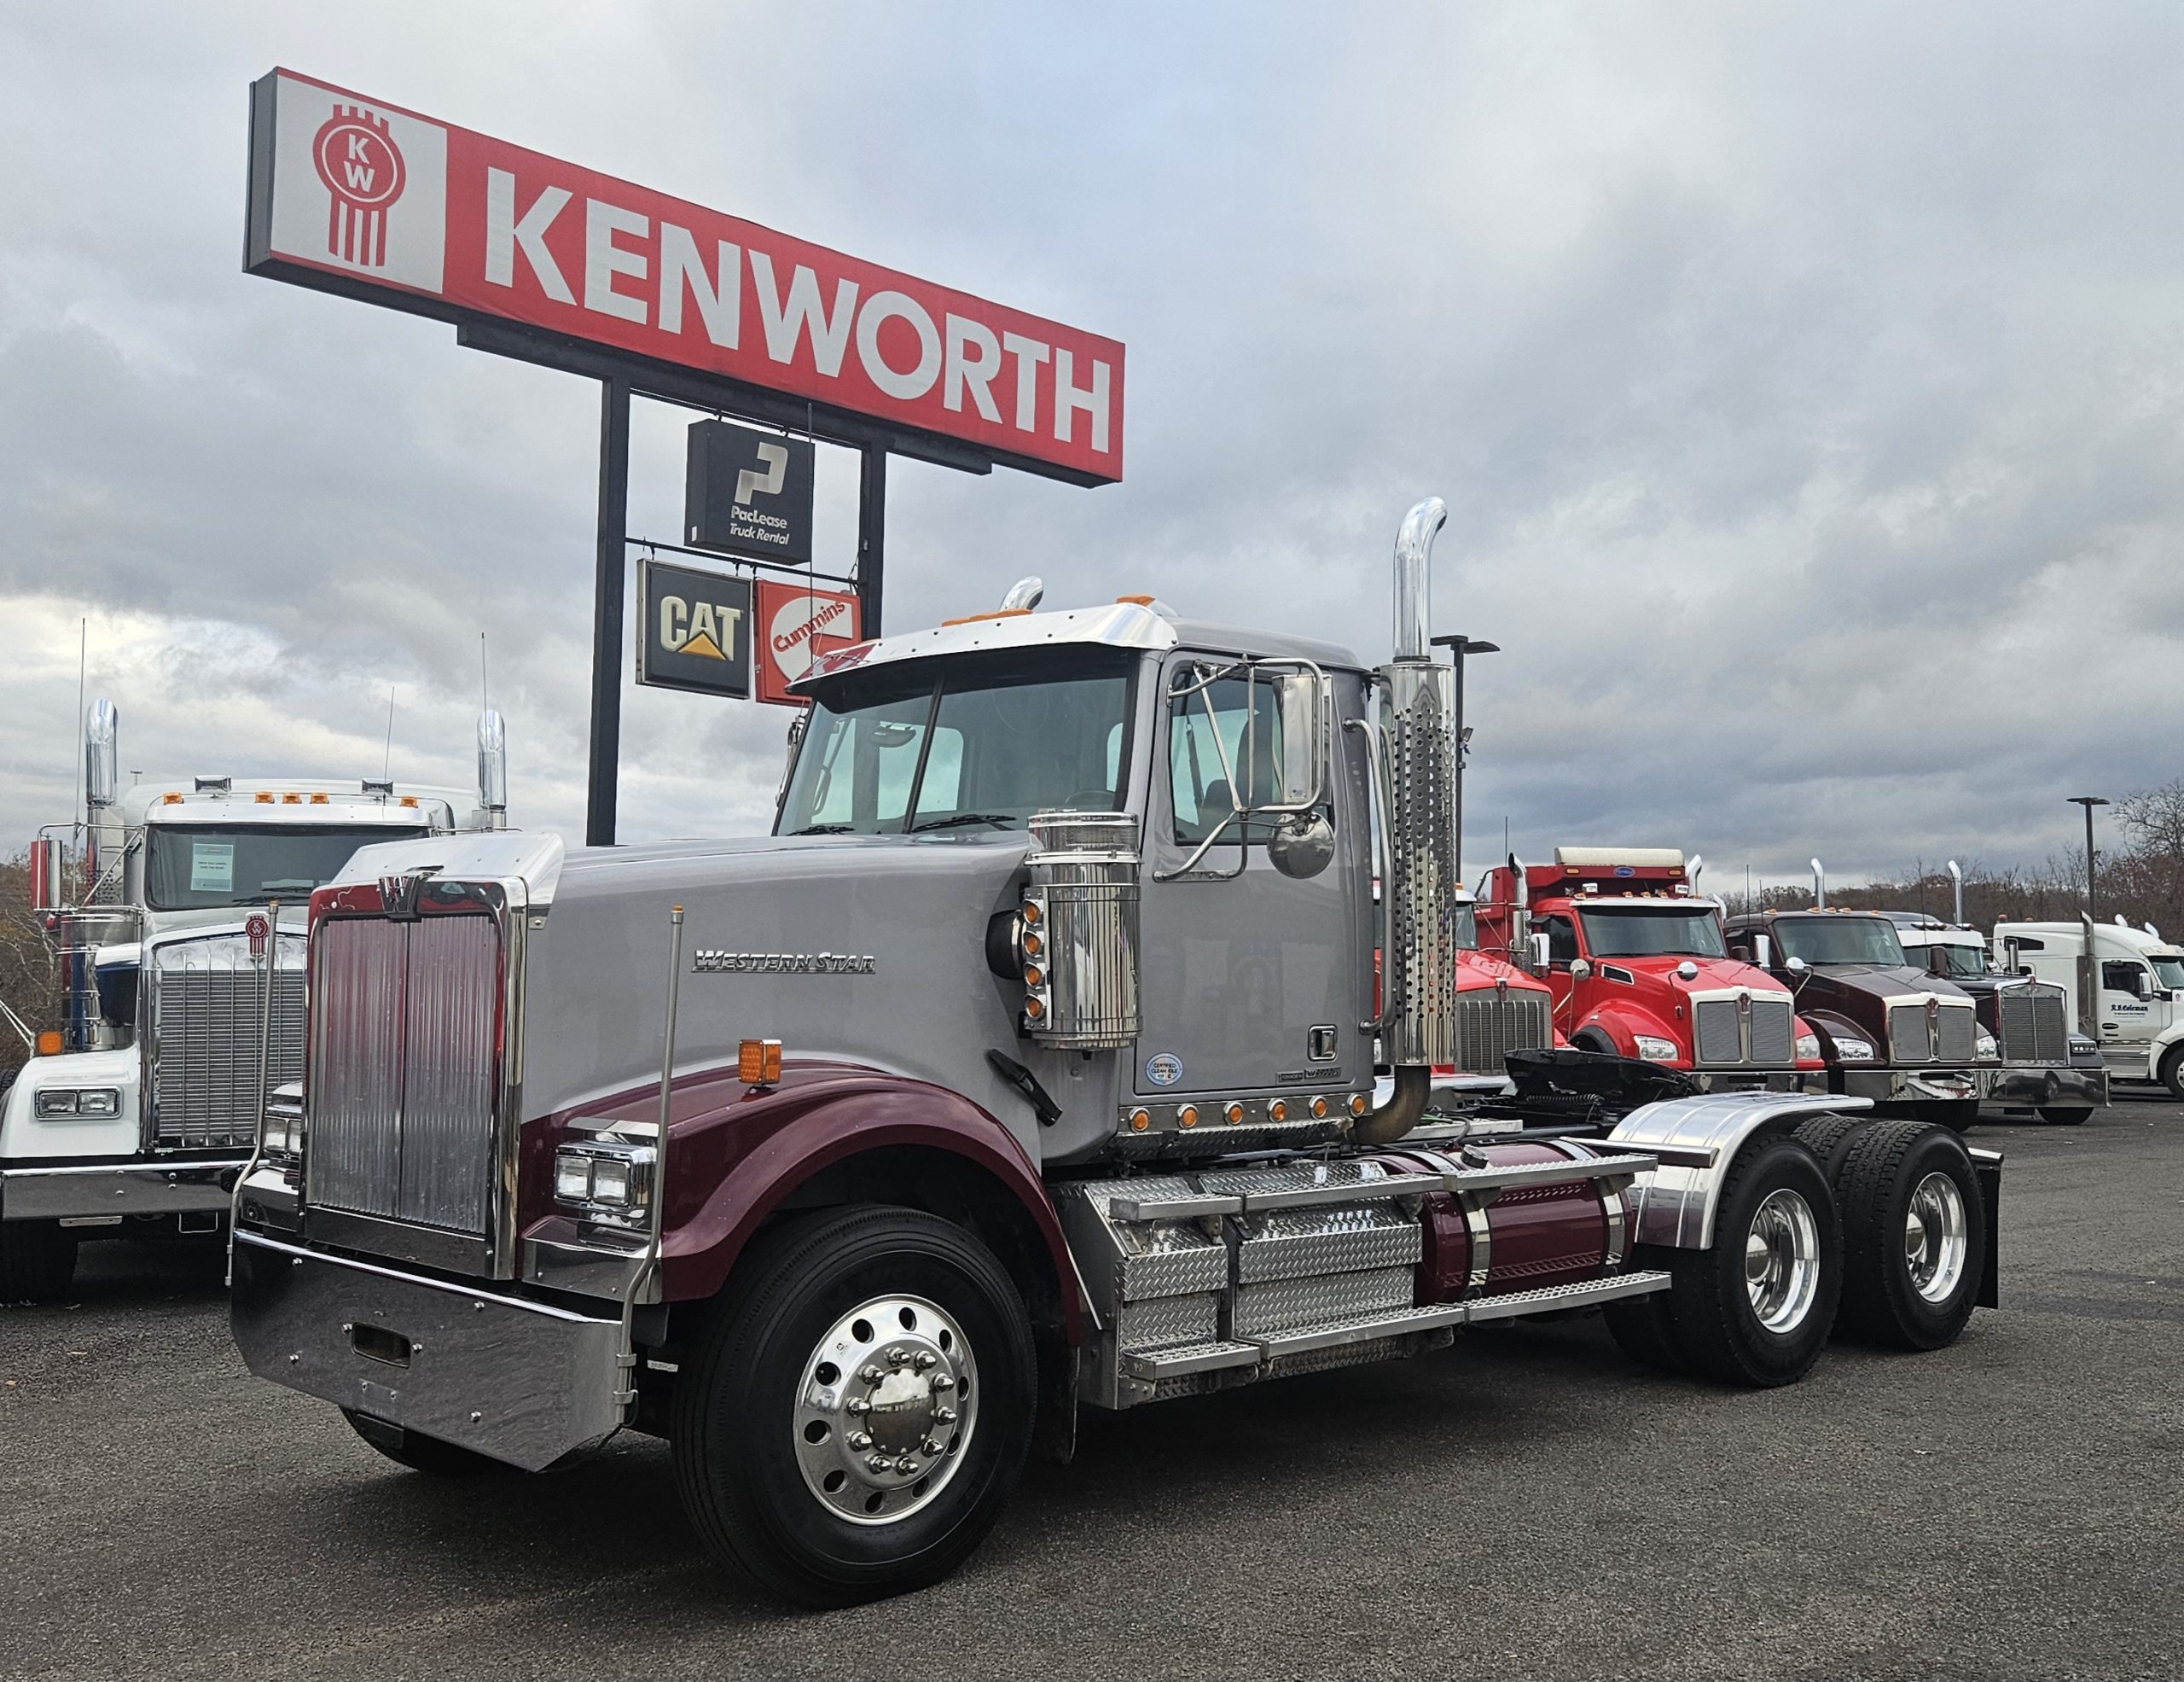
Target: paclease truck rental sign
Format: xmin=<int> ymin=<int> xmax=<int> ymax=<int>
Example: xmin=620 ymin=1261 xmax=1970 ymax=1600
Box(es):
xmin=245 ymin=69 xmax=1124 ymax=484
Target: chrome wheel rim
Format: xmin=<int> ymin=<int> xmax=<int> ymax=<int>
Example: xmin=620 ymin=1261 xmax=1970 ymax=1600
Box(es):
xmin=1743 ymin=1187 xmax=1821 ymax=1334
xmin=1904 ymin=1171 xmax=1968 ymax=1304
xmin=793 ymin=1294 xmax=977 ymax=1526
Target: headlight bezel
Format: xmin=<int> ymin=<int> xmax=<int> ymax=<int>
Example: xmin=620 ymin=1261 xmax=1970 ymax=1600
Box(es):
xmin=1794 ymin=1032 xmax=1821 ymax=1062
xmin=1631 ymin=1034 xmax=1682 ymax=1064
xmin=1975 ymin=1027 xmax=2000 ymax=1062
xmin=259 ymin=1082 xmax=306 ymax=1164
xmin=33 ymin=1086 xmax=122 ymax=1119
xmin=554 ymin=1132 xmax=659 ymax=1231
xmin=1832 ymin=1037 xmax=1877 ymax=1062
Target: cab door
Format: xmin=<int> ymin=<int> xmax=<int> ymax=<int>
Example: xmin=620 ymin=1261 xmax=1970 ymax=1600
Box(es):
xmin=2099 ymin=957 xmax=2156 ymax=1058
xmin=1131 ymin=653 xmax=1371 ymax=1108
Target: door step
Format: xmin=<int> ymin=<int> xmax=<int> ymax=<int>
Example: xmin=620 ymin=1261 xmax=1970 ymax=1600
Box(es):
xmin=1121 ymin=1270 xmax=1674 ymax=1377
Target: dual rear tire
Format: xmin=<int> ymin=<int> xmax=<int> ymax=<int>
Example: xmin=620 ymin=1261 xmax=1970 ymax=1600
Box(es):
xmin=1606 ymin=1117 xmax=1985 ymax=1381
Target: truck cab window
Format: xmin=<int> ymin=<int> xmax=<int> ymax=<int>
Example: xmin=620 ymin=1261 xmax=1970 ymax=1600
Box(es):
xmin=1769 ymin=917 xmax=1908 ymax=968
xmin=2102 ymin=960 xmax=2148 ymax=996
xmin=1168 ymin=669 xmax=1321 ymax=846
xmin=780 ymin=650 xmax=1134 ymax=836
xmin=1577 ymin=905 xmax=1726 ymax=959
xmin=1536 ymin=915 xmax=1579 ymax=966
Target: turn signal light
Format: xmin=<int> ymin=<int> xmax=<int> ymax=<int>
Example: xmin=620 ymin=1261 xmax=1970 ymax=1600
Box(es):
xmin=738 ymin=1038 xmax=783 ymax=1085
xmin=35 ymin=1031 xmax=62 ymax=1056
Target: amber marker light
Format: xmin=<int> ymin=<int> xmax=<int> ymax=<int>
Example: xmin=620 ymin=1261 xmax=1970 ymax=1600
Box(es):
xmin=399 ymin=795 xmax=418 ymax=808
xmin=282 ymin=792 xmax=301 ymax=804
xmin=1224 ymin=1102 xmax=1245 ymax=1125
xmin=1024 ymin=996 xmax=1045 ymax=1020
xmin=1023 ymin=965 xmax=1043 ymax=987
xmin=1129 ymin=1108 xmax=1151 ymax=1132
xmin=35 ymin=1031 xmax=62 ymax=1056
xmin=1176 ymin=1104 xmax=1199 ymax=1128
xmin=254 ymin=791 xmax=274 ymax=804
xmin=1268 ymin=1099 xmax=1288 ymax=1122
xmin=1021 ymin=930 xmax=1043 ymax=957
xmin=1310 ymin=1097 xmax=1329 ymax=1119
xmin=738 ymin=1038 xmax=783 ymax=1085
xmin=1020 ymin=901 xmax=1040 ymax=924
xmin=309 ymin=792 xmax=328 ymax=805
xmin=1350 ymin=1093 xmax=1369 ymax=1117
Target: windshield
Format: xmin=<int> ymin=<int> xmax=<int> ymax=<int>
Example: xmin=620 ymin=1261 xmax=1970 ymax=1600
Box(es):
xmin=144 ymin=824 xmax=427 ymax=910
xmin=1773 ymin=916 xmax=1908 ymax=967
xmin=1454 ymin=904 xmax=1478 ymax=950
xmin=1577 ymin=905 xmax=1726 ymax=958
xmin=779 ymin=651 xmax=1133 ymax=836
xmin=1928 ymin=943 xmax=1990 ymax=979
xmin=2152 ymin=954 xmax=2184 ymax=990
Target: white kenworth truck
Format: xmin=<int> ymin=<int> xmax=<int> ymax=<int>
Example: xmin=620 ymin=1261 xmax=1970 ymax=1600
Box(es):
xmin=229 ymin=503 xmax=2003 ymax=1606
xmin=0 ymin=701 xmax=509 ymax=1300
xmin=1991 ymin=914 xmax=2184 ymax=1099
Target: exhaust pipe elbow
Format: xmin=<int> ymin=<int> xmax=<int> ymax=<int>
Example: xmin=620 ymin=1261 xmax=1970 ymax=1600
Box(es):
xmin=1392 ymin=498 xmax=1449 ymax=661
xmin=1352 ymin=1064 xmax=1431 ymax=1146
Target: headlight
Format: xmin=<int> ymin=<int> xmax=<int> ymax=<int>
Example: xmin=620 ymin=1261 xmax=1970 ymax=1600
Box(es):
xmin=555 ymin=1135 xmax=657 ymax=1229
xmin=1833 ymin=1038 xmax=1876 ymax=1061
xmin=1632 ymin=1035 xmax=1681 ymax=1063
xmin=260 ymin=1082 xmax=305 ymax=1162
xmin=1975 ymin=1027 xmax=1999 ymax=1061
xmin=1795 ymin=1033 xmax=1821 ymax=1062
xmin=34 ymin=1087 xmax=121 ymax=1119
xmin=2069 ymin=1033 xmax=2098 ymax=1057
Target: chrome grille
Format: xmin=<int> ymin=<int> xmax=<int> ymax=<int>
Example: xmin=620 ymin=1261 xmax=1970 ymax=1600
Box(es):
xmin=2034 ymin=988 xmax=2068 ymax=1060
xmin=1936 ymin=1003 xmax=1976 ymax=1063
xmin=1693 ymin=998 xmax=1741 ymax=1064
xmin=1748 ymin=997 xmax=1794 ymax=1064
xmin=1998 ymin=991 xmax=2036 ymax=1061
xmin=308 ymin=913 xmax=501 ymax=1235
xmin=1888 ymin=1004 xmax=1931 ymax=1062
xmin=1454 ymin=988 xmax=1550 ymax=1074
xmin=148 ymin=934 xmax=306 ymax=1148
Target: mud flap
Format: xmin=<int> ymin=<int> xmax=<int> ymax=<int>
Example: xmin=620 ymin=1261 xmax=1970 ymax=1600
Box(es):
xmin=1971 ymin=1149 xmax=2002 ymax=1310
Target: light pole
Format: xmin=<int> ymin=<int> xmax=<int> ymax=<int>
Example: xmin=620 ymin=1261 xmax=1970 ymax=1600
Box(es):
xmin=1434 ymin=634 xmax=1498 ymax=881
xmin=2068 ymin=795 xmax=2109 ymax=922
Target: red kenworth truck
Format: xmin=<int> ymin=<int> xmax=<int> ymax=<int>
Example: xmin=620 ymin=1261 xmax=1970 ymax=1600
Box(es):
xmin=1475 ymin=849 xmax=1822 ymax=1091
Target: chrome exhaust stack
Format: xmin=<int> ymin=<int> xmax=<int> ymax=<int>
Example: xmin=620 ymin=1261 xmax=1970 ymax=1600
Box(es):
xmin=1811 ymin=858 xmax=1826 ymax=910
xmin=476 ymin=708 xmax=508 ymax=830
xmin=1948 ymin=858 xmax=1963 ymax=925
xmin=1358 ymin=498 xmax=1459 ymax=1144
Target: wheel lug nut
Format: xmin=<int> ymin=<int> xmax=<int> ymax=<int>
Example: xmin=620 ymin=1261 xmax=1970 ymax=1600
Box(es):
xmin=934 ymin=1406 xmax=956 ymax=1424
xmin=894 ymin=1455 xmax=918 ymax=1474
xmin=921 ymin=1436 xmax=944 ymax=1455
xmin=930 ymin=1373 xmax=955 ymax=1391
xmin=887 ymin=1347 xmax=909 ymax=1366
xmin=866 ymin=1454 xmax=891 ymax=1473
xmin=847 ymin=1430 xmax=872 ymax=1451
xmin=859 ymin=1365 xmax=883 ymax=1383
xmin=914 ymin=1350 xmax=938 ymax=1371
xmin=845 ymin=1397 xmax=870 ymax=1416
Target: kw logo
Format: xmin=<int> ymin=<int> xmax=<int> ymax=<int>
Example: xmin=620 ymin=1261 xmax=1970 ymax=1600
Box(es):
xmin=660 ymin=594 xmax=744 ymax=661
xmin=312 ymin=105 xmax=407 ymax=267
xmin=735 ymin=440 xmax=790 ymax=505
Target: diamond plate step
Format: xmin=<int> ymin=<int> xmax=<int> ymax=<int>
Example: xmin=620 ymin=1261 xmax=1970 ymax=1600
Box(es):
xmin=1120 ymin=1340 xmax=1261 ymax=1379
xmin=1462 ymin=1268 xmax=1671 ymax=1323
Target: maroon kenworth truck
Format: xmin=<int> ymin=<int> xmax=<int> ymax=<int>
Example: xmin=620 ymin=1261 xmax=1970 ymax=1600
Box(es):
xmin=229 ymin=501 xmax=2002 ymax=1604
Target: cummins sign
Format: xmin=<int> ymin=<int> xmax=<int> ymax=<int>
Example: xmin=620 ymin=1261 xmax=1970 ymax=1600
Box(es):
xmin=244 ymin=69 xmax=1125 ymax=484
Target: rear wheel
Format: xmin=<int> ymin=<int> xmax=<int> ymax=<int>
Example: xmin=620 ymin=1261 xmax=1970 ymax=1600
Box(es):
xmin=1664 ymin=1137 xmax=1842 ymax=1388
xmin=2036 ymin=1105 xmax=2091 ymax=1126
xmin=671 ymin=1207 xmax=1036 ymax=1606
xmin=1792 ymin=1112 xmax=1869 ymax=1179
xmin=340 ymin=1409 xmax=502 ymax=1476
xmin=0 ymin=1221 xmax=79 ymax=1302
xmin=1834 ymin=1121 xmax=1984 ymax=1350
xmin=2160 ymin=1045 xmax=2184 ymax=1102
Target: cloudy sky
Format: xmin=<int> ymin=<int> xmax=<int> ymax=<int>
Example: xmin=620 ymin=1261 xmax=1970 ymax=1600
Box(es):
xmin=3 ymin=3 xmax=2180 ymax=889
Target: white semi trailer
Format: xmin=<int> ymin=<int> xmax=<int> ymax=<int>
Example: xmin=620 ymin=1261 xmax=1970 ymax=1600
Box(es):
xmin=0 ymin=701 xmax=510 ymax=1299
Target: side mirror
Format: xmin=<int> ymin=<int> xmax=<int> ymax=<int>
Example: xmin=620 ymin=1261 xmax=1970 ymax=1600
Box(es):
xmin=1265 ymin=666 xmax=1327 ymax=812
xmin=1530 ymin=932 xmax=1553 ymax=973
xmin=1786 ymin=955 xmax=1809 ymax=974
xmin=1569 ymin=957 xmax=1593 ymax=981
xmin=2135 ymin=973 xmax=2154 ymax=1000
xmin=1754 ymin=934 xmax=1773 ymax=969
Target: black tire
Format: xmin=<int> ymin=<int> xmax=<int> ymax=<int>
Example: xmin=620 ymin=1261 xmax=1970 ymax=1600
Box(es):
xmin=671 ymin=1206 xmax=1037 ymax=1606
xmin=340 ymin=1408 xmax=502 ymax=1476
xmin=1663 ymin=1136 xmax=1842 ymax=1388
xmin=1833 ymin=1120 xmax=1984 ymax=1351
xmin=2160 ymin=1044 xmax=2184 ymax=1102
xmin=2036 ymin=1105 xmax=2092 ymax=1126
xmin=1792 ymin=1113 xmax=1870 ymax=1180
xmin=1571 ymin=1027 xmax=1618 ymax=1055
xmin=1910 ymin=1099 xmax=1979 ymax=1133
xmin=0 ymin=1221 xmax=79 ymax=1302
xmin=1603 ymin=1250 xmax=1686 ymax=1374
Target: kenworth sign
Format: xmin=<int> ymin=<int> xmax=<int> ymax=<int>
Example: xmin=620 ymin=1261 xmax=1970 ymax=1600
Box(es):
xmin=244 ymin=68 xmax=1124 ymax=484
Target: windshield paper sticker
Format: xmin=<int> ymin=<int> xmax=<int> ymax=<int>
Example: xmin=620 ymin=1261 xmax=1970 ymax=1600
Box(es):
xmin=190 ymin=841 xmax=236 ymax=893
xmin=1144 ymin=1052 xmax=1184 ymax=1087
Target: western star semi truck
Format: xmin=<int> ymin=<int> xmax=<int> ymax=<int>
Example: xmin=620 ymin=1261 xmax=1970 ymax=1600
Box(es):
xmin=1473 ymin=848 xmax=1823 ymax=1091
xmin=229 ymin=503 xmax=2002 ymax=1605
xmin=0 ymin=701 xmax=509 ymax=1300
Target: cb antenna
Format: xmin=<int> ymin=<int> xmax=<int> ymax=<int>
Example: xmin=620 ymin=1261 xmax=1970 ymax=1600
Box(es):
xmin=383 ymin=684 xmax=396 ymax=780
xmin=480 ymin=631 xmax=490 ymax=712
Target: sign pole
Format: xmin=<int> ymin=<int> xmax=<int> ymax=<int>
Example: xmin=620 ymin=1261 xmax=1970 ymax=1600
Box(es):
xmin=587 ymin=375 xmax=630 ymax=847
xmin=857 ymin=444 xmax=887 ymax=638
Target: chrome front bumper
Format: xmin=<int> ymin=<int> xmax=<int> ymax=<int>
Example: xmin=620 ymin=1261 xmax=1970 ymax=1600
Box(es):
xmin=1982 ymin=1065 xmax=2110 ymax=1109
xmin=1 ymin=1156 xmax=248 ymax=1222
xmin=1838 ymin=1068 xmax=1978 ymax=1105
xmin=229 ymin=1230 xmax=626 ymax=1472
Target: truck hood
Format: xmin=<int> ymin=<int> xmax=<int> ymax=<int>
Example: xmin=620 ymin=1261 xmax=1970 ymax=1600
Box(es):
xmin=1786 ymin=963 xmax=1973 ymax=1033
xmin=1455 ymin=950 xmax=1549 ymax=994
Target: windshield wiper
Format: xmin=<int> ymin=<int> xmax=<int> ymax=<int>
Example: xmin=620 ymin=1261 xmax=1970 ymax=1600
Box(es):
xmin=909 ymin=812 xmax=1015 ymax=833
xmin=789 ymin=824 xmax=857 ymax=835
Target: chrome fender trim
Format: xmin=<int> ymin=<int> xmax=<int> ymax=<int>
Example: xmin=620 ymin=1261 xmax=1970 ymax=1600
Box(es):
xmin=1607 ymin=1091 xmax=1873 ymax=1251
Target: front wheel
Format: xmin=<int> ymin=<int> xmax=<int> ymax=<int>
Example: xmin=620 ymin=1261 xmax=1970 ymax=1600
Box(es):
xmin=0 ymin=1220 xmax=79 ymax=1302
xmin=2159 ymin=1044 xmax=2184 ymax=1102
xmin=671 ymin=1207 xmax=1036 ymax=1606
xmin=1834 ymin=1121 xmax=1985 ymax=1351
xmin=1664 ymin=1137 xmax=1842 ymax=1388
xmin=2036 ymin=1105 xmax=2091 ymax=1126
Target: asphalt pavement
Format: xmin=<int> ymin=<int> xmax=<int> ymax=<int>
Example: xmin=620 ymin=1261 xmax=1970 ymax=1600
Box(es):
xmin=3 ymin=1099 xmax=2180 ymax=1682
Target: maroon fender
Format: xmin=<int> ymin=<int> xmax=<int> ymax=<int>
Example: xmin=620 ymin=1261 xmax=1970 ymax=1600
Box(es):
xmin=519 ymin=1060 xmax=1080 ymax=1342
